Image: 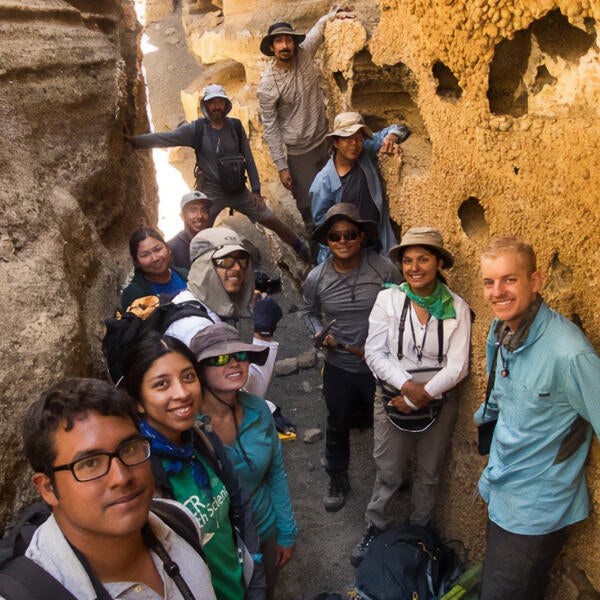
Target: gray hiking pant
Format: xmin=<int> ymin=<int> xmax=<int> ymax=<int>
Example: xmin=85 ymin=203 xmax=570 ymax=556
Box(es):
xmin=365 ymin=392 xmax=458 ymax=529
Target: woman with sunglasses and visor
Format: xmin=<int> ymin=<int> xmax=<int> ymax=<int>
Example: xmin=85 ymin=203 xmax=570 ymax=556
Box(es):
xmin=123 ymin=332 xmax=266 ymax=600
xmin=351 ymin=227 xmax=471 ymax=566
xmin=303 ymin=203 xmax=401 ymax=513
xmin=189 ymin=322 xmax=297 ymax=600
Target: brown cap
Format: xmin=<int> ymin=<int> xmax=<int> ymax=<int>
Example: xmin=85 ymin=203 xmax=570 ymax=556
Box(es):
xmin=326 ymin=112 xmax=373 ymax=139
xmin=311 ymin=203 xmax=379 ymax=245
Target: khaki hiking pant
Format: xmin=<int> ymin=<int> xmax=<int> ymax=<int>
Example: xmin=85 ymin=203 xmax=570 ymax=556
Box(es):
xmin=365 ymin=392 xmax=458 ymax=529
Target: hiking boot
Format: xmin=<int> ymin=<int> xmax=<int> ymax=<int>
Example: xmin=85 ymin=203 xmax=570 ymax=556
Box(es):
xmin=322 ymin=472 xmax=350 ymax=512
xmin=350 ymin=524 xmax=384 ymax=566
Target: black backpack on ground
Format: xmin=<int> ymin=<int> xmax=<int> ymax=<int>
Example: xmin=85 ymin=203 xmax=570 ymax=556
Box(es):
xmin=0 ymin=499 xmax=204 ymax=600
xmin=354 ymin=523 xmax=464 ymax=600
xmin=102 ymin=294 xmax=213 ymax=383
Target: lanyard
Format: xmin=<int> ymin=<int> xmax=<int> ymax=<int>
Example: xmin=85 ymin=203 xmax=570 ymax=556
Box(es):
xmin=409 ymin=307 xmax=431 ymax=363
xmin=397 ymin=295 xmax=444 ymax=364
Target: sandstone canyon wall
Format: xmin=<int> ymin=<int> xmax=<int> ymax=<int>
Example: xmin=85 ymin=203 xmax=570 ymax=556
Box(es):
xmin=0 ymin=0 xmax=156 ymax=514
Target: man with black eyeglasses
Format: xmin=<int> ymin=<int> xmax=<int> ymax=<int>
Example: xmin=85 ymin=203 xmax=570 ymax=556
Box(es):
xmin=302 ymin=204 xmax=401 ymax=511
xmin=13 ymin=377 xmax=216 ymax=600
xmin=165 ymin=227 xmax=282 ymax=398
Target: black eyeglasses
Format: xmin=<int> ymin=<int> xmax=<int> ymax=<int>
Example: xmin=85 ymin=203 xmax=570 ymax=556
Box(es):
xmin=327 ymin=230 xmax=360 ymax=243
xmin=51 ymin=437 xmax=151 ymax=482
xmin=205 ymin=351 xmax=249 ymax=367
xmin=212 ymin=254 xmax=249 ymax=269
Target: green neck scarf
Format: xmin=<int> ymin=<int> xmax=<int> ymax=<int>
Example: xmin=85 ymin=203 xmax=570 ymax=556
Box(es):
xmin=399 ymin=280 xmax=456 ymax=320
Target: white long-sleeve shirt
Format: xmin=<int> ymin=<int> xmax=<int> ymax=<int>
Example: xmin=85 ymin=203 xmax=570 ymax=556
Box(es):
xmin=365 ymin=286 xmax=471 ymax=398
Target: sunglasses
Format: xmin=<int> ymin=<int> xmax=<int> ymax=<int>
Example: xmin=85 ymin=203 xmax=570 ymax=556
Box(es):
xmin=205 ymin=351 xmax=249 ymax=367
xmin=212 ymin=254 xmax=249 ymax=269
xmin=327 ymin=230 xmax=360 ymax=243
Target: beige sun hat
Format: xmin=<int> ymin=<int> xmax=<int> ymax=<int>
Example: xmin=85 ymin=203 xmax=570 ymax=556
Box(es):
xmin=389 ymin=226 xmax=455 ymax=268
xmin=326 ymin=112 xmax=373 ymax=139
xmin=190 ymin=323 xmax=269 ymax=366
xmin=189 ymin=227 xmax=249 ymax=264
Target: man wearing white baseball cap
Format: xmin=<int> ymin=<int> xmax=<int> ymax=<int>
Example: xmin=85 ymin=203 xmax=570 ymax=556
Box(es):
xmin=167 ymin=191 xmax=212 ymax=270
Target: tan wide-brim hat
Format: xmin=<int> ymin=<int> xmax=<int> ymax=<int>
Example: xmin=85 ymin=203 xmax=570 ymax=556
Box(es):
xmin=326 ymin=112 xmax=373 ymax=139
xmin=190 ymin=323 xmax=269 ymax=366
xmin=311 ymin=202 xmax=379 ymax=245
xmin=389 ymin=226 xmax=455 ymax=268
xmin=260 ymin=22 xmax=306 ymax=56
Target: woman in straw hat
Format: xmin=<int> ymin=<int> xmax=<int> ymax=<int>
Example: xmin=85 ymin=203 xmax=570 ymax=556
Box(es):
xmin=351 ymin=227 xmax=471 ymax=566
xmin=190 ymin=323 xmax=297 ymax=600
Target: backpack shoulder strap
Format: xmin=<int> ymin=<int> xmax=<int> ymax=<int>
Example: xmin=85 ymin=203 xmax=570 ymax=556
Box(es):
xmin=193 ymin=118 xmax=206 ymax=150
xmin=0 ymin=556 xmax=78 ymax=600
xmin=396 ymin=294 xmax=411 ymax=360
xmin=227 ymin=117 xmax=244 ymax=154
xmin=150 ymin=499 xmax=206 ymax=561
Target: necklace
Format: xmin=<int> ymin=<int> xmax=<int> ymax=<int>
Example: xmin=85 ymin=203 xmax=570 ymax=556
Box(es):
xmin=409 ymin=305 xmax=431 ymax=364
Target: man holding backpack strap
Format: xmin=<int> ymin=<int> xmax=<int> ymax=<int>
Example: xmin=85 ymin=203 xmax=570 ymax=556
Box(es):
xmin=129 ymin=84 xmax=310 ymax=262
xmin=0 ymin=377 xmax=216 ymax=600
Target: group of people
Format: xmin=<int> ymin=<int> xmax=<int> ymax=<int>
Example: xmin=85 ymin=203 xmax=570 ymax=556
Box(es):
xmin=6 ymin=8 xmax=600 ymax=600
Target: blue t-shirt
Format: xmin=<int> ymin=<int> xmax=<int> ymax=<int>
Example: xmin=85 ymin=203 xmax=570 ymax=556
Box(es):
xmin=151 ymin=269 xmax=187 ymax=297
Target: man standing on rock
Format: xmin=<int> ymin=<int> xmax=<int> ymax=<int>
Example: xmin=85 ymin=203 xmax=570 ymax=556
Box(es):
xmin=167 ymin=190 xmax=212 ymax=270
xmin=302 ymin=203 xmax=401 ymax=512
xmin=310 ymin=111 xmax=409 ymax=263
xmin=130 ymin=84 xmax=309 ymax=261
xmin=475 ymin=235 xmax=600 ymax=600
xmin=257 ymin=9 xmax=354 ymax=233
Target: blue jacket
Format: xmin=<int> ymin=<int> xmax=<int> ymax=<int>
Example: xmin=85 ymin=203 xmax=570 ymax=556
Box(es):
xmin=310 ymin=126 xmax=406 ymax=263
xmin=213 ymin=393 xmax=298 ymax=547
xmin=474 ymin=301 xmax=600 ymax=534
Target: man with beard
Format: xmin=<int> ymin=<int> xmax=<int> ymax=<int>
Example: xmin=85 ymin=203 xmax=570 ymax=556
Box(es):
xmin=475 ymin=235 xmax=600 ymax=600
xmin=166 ymin=227 xmax=282 ymax=399
xmin=257 ymin=10 xmax=354 ymax=233
xmin=167 ymin=191 xmax=212 ymax=270
xmin=130 ymin=84 xmax=309 ymax=261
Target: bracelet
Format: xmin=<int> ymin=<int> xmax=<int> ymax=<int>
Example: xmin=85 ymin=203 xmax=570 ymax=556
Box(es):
xmin=404 ymin=398 xmax=418 ymax=410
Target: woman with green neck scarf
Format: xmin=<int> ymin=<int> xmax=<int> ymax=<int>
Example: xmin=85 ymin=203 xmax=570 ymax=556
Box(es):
xmin=351 ymin=227 xmax=471 ymax=566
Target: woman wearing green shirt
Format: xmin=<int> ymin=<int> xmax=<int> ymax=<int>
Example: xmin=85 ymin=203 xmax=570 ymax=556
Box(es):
xmin=123 ymin=332 xmax=266 ymax=600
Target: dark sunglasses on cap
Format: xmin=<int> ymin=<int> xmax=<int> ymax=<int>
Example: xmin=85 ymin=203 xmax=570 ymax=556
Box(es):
xmin=327 ymin=230 xmax=360 ymax=243
xmin=212 ymin=254 xmax=249 ymax=269
xmin=205 ymin=351 xmax=249 ymax=367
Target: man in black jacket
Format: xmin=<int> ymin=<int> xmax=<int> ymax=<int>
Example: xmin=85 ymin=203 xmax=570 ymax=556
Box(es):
xmin=130 ymin=84 xmax=309 ymax=261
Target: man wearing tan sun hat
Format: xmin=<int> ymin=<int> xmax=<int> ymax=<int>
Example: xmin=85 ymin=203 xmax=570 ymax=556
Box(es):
xmin=310 ymin=111 xmax=410 ymax=263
